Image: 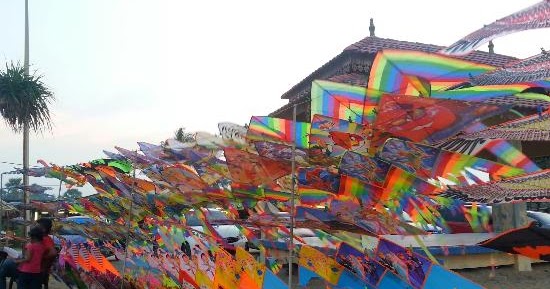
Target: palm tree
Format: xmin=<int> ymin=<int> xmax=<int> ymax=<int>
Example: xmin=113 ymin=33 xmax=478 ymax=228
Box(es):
xmin=0 ymin=62 xmax=54 ymax=224
xmin=0 ymin=63 xmax=54 ymax=132
xmin=174 ymin=127 xmax=195 ymax=143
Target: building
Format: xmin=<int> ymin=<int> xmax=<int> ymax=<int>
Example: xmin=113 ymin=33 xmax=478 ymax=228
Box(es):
xmin=270 ymin=19 xmax=549 ymax=121
xmin=269 ymin=20 xmax=550 ymax=216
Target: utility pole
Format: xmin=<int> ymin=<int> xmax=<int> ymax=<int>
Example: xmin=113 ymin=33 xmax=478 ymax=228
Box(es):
xmin=288 ymin=104 xmax=297 ymax=288
xmin=23 ymin=0 xmax=31 ymax=230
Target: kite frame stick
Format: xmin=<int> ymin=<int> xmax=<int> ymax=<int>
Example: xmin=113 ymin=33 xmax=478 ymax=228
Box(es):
xmin=288 ymin=103 xmax=297 ymax=288
xmin=120 ymin=162 xmax=136 ymax=289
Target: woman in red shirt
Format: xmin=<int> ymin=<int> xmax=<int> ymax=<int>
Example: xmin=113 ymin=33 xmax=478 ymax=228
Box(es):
xmin=15 ymin=227 xmax=46 ymax=289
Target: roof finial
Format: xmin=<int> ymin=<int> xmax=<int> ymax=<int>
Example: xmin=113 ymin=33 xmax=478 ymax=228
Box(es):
xmin=488 ymin=40 xmax=494 ymax=54
xmin=369 ymin=18 xmax=375 ymax=37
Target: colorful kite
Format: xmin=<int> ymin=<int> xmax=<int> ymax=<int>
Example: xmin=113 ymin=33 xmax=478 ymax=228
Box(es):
xmin=441 ymin=0 xmax=550 ymax=55
xmin=310 ymin=80 xmax=382 ymax=124
xmin=368 ymin=50 xmax=494 ymax=95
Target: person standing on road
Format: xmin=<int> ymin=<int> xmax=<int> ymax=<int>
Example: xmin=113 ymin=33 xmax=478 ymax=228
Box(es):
xmin=37 ymin=218 xmax=58 ymax=289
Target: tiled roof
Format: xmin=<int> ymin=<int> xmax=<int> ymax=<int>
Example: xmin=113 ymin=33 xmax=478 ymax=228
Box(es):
xmin=484 ymin=96 xmax=550 ymax=109
xmin=344 ymin=36 xmax=517 ymax=67
xmin=326 ymin=73 xmax=369 ymax=87
xmin=279 ymin=37 xmax=518 ymax=101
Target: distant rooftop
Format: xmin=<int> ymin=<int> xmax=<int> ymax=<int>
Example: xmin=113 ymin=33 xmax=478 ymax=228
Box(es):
xmin=344 ymin=36 xmax=516 ymax=66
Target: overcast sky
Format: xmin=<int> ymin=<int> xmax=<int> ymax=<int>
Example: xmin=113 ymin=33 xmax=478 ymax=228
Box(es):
xmin=0 ymin=0 xmax=547 ymax=194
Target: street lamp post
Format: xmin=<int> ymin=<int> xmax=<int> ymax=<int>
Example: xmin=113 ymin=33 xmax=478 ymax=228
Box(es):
xmin=1 ymin=172 xmax=5 ymax=233
xmin=23 ymin=0 xmax=31 ymax=233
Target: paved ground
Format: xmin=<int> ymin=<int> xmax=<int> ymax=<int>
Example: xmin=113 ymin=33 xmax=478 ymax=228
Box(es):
xmin=457 ymin=262 xmax=550 ymax=289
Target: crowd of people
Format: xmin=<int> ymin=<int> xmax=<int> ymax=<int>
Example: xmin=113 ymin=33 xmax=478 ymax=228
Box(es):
xmin=0 ymin=218 xmax=57 ymax=289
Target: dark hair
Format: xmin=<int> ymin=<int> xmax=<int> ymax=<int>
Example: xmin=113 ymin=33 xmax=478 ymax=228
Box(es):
xmin=0 ymin=251 xmax=7 ymax=259
xmin=37 ymin=218 xmax=53 ymax=234
xmin=29 ymin=226 xmax=44 ymax=241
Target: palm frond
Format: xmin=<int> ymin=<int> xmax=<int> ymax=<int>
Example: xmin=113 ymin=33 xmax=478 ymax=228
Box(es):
xmin=0 ymin=62 xmax=55 ymax=132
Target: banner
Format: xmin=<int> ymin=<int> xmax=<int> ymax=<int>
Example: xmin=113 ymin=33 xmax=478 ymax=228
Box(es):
xmin=441 ymin=0 xmax=550 ymax=55
xmin=218 ymin=122 xmax=248 ymax=144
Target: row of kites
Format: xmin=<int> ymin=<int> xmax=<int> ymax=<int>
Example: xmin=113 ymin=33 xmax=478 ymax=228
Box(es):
xmin=24 ymin=1 xmax=550 ymax=289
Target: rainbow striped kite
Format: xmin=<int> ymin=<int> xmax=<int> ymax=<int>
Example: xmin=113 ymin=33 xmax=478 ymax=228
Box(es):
xmin=310 ymin=80 xmax=382 ymax=124
xmin=379 ymin=138 xmax=525 ymax=186
xmin=368 ymin=49 xmax=494 ymax=95
xmin=247 ymin=116 xmax=310 ymax=148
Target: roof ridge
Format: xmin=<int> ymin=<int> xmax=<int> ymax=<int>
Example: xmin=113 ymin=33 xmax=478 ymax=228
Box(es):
xmin=344 ymin=36 xmax=517 ymax=61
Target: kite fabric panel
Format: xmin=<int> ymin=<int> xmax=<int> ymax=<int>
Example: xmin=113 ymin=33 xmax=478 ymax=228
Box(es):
xmin=472 ymin=52 xmax=550 ymax=86
xmin=224 ymin=147 xmax=291 ymax=186
xmin=338 ymin=175 xmax=384 ymax=207
xmin=339 ymin=152 xmax=392 ymax=187
xmin=137 ymin=142 xmax=173 ymax=161
xmin=309 ymin=114 xmax=371 ymax=161
xmin=381 ymin=166 xmax=443 ymax=220
xmin=191 ymin=156 xmax=231 ymax=185
xmin=297 ymin=167 xmax=340 ymax=193
xmin=374 ymin=239 xmax=432 ymax=289
xmin=336 ymin=239 xmax=482 ymax=289
xmin=214 ymin=249 xmax=240 ymax=289
xmin=422 ymin=265 xmax=483 ymax=289
xmin=371 ymin=94 xmax=509 ymax=146
xmin=464 ymin=122 xmax=541 ymax=173
xmin=442 ymin=169 xmax=550 ymax=203
xmin=484 ymin=139 xmax=541 ymax=173
xmin=156 ymin=164 xmax=208 ymax=193
xmin=297 ymin=167 xmax=341 ymax=204
xmin=89 ymin=158 xmax=132 ymax=174
xmin=368 ymin=50 xmax=494 ymax=95
xmin=115 ymin=146 xmax=160 ymax=167
xmin=310 ymin=80 xmax=382 ymax=124
xmin=379 ymin=138 xmax=525 ymax=186
xmin=335 ymin=242 xmax=387 ymax=287
xmin=441 ymin=0 xmax=550 ymax=55
xmin=461 ymin=111 xmax=550 ymax=141
xmin=235 ymin=247 xmax=266 ymax=288
xmin=218 ymin=122 xmax=248 ymax=144
xmin=247 ymin=116 xmax=310 ymax=149
xmin=254 ymin=141 xmax=309 ymax=164
xmin=298 ymin=245 xmax=344 ymax=285
xmin=479 ymin=223 xmax=550 ymax=262
xmin=364 ymin=238 xmax=482 ymax=289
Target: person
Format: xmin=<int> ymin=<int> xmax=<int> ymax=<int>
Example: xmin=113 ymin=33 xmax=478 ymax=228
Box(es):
xmin=0 ymin=251 xmax=17 ymax=289
xmin=180 ymin=240 xmax=191 ymax=258
xmin=16 ymin=226 xmax=46 ymax=289
xmin=0 ymin=252 xmax=8 ymax=266
xmin=36 ymin=218 xmax=57 ymax=289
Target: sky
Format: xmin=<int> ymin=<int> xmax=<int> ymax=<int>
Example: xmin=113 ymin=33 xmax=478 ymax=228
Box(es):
xmin=0 ymin=0 xmax=548 ymax=195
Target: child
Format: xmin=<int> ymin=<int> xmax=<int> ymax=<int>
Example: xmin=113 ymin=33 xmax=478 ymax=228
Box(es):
xmin=16 ymin=227 xmax=46 ymax=289
xmin=37 ymin=218 xmax=58 ymax=287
